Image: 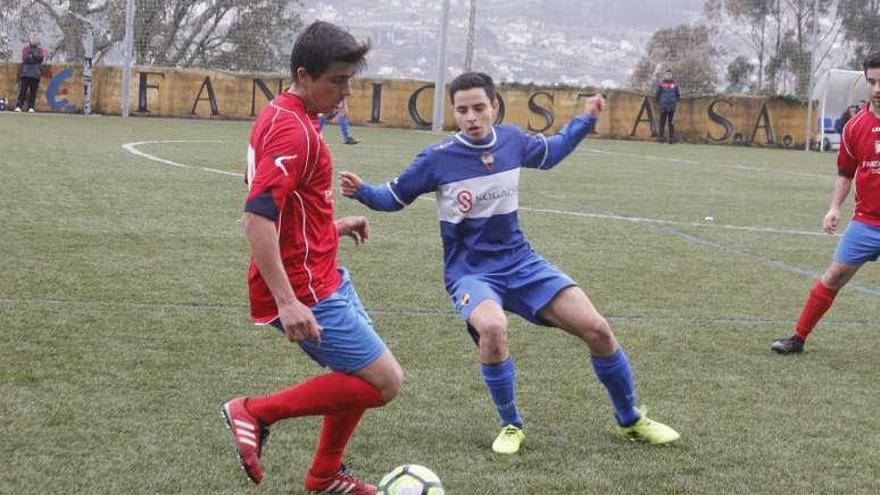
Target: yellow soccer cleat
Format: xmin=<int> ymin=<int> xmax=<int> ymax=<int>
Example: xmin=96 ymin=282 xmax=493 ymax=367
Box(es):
xmin=617 ymin=407 xmax=680 ymax=445
xmin=491 ymin=424 xmax=525 ymax=454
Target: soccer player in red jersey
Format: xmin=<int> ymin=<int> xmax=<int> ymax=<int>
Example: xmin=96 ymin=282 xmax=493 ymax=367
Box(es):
xmin=772 ymin=51 xmax=880 ymax=354
xmin=220 ymin=22 xmax=403 ymax=494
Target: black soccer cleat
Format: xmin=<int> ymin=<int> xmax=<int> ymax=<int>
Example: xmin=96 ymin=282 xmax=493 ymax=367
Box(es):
xmin=770 ymin=335 xmax=804 ymax=354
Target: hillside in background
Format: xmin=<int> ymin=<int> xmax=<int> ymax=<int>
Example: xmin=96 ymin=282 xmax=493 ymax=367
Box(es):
xmin=301 ymin=0 xmax=703 ymax=87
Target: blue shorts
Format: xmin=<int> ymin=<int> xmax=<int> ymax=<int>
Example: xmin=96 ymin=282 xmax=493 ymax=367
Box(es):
xmin=448 ymin=252 xmax=576 ymax=327
xmin=833 ymin=220 xmax=880 ymax=266
xmin=269 ymin=268 xmax=387 ymax=373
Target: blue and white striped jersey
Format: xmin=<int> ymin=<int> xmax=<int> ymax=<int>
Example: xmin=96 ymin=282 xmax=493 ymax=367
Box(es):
xmin=353 ymin=116 xmax=596 ymax=288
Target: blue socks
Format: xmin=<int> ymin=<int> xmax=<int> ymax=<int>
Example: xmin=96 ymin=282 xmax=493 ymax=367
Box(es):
xmin=591 ymin=348 xmax=640 ymax=426
xmin=338 ymin=115 xmax=352 ymax=140
xmin=481 ymin=350 xmax=638 ymax=427
xmin=481 ymin=357 xmax=523 ymax=427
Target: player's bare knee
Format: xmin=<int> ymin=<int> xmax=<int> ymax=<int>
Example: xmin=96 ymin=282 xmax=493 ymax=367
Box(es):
xmin=381 ymin=362 xmax=405 ymax=403
xmin=477 ymin=319 xmax=508 ymax=346
xmin=580 ymin=317 xmax=615 ymax=350
xmin=372 ymin=369 xmax=403 ymax=405
xmin=822 ymin=269 xmax=853 ymax=290
xmin=381 ymin=374 xmax=404 ymax=404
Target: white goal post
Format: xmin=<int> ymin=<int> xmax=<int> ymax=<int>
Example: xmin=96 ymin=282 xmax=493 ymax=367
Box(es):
xmin=810 ymin=69 xmax=868 ymax=152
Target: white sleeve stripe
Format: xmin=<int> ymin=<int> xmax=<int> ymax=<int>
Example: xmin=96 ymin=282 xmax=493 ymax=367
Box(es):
xmin=841 ymin=111 xmax=867 ymax=160
xmin=386 ymin=182 xmax=407 ymax=206
xmin=538 ymin=133 xmax=550 ymax=169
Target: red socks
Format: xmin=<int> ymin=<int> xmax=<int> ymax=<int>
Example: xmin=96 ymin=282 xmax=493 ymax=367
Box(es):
xmin=245 ymin=371 xmax=384 ymax=425
xmin=308 ymin=409 xmax=365 ymax=480
xmin=794 ymin=281 xmax=839 ymax=341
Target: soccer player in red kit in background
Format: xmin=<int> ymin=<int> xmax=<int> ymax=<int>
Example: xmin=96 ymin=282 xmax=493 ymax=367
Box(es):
xmin=220 ymin=21 xmax=403 ymax=494
xmin=772 ymin=51 xmax=880 ymax=354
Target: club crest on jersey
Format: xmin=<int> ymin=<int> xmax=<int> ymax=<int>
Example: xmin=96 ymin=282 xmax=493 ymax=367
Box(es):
xmin=875 ymin=140 xmax=880 ymax=154
xmin=459 ymin=293 xmax=470 ymax=305
xmin=457 ymin=190 xmax=473 ymax=213
xmin=481 ymin=151 xmax=495 ymax=170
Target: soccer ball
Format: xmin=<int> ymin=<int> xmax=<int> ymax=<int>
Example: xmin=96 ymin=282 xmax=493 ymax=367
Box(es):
xmin=377 ymin=464 xmax=445 ymax=495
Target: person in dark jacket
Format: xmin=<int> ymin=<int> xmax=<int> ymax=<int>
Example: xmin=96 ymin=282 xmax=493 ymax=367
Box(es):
xmin=15 ymin=33 xmax=45 ymax=113
xmin=834 ymin=104 xmax=861 ymax=134
xmin=655 ymin=69 xmax=680 ymax=143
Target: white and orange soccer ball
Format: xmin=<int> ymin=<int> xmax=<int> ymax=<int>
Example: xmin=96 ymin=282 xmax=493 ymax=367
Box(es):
xmin=377 ymin=464 xmax=445 ymax=495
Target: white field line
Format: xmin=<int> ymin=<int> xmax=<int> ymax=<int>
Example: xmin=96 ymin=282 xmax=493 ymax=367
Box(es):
xmin=584 ymin=148 xmax=700 ymax=164
xmin=121 ymin=139 xmax=243 ymax=177
xmin=123 ymin=138 xmax=835 ymax=238
xmin=414 ymin=196 xmax=833 ymax=238
xmin=518 ymin=206 xmax=837 ymax=238
xmin=581 ymin=148 xmax=832 ymax=180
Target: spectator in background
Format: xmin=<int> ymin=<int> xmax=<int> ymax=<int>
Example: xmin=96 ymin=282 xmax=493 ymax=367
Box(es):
xmin=834 ymin=104 xmax=861 ymax=134
xmin=15 ymin=32 xmax=45 ymax=113
xmin=318 ymin=97 xmax=360 ymax=144
xmin=655 ymin=69 xmax=680 ymax=143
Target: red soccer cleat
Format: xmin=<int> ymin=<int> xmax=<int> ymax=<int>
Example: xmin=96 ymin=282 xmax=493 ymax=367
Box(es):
xmin=221 ymin=397 xmax=270 ymax=484
xmin=304 ymin=464 xmax=377 ymax=494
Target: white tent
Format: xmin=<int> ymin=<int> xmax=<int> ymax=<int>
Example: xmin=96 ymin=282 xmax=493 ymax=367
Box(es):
xmin=810 ymin=69 xmax=867 ymax=151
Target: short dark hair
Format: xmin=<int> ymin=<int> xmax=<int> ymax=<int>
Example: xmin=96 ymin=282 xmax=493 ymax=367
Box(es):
xmin=449 ymin=72 xmax=497 ymax=103
xmin=290 ymin=21 xmax=370 ymax=80
xmin=863 ymin=51 xmax=880 ymax=75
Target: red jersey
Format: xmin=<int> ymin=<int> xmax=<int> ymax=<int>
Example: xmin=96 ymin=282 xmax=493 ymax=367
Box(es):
xmin=244 ymin=92 xmax=340 ymax=324
xmin=838 ymin=106 xmax=880 ymax=227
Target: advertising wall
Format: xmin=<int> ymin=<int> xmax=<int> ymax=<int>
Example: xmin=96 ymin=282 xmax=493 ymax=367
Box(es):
xmin=0 ymin=62 xmax=808 ymax=147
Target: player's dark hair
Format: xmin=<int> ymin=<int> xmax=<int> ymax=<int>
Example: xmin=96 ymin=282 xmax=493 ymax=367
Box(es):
xmin=449 ymin=72 xmax=497 ymax=103
xmin=290 ymin=21 xmax=370 ymax=80
xmin=863 ymin=52 xmax=880 ymax=75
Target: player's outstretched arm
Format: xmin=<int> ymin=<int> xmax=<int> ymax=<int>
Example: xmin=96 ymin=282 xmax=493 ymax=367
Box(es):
xmin=523 ymin=94 xmax=605 ymax=169
xmin=339 ymin=171 xmax=405 ymax=212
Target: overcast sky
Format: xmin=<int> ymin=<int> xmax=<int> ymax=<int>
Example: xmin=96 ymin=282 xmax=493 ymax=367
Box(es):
xmin=588 ymin=0 xmax=705 ymax=28
xmin=303 ymin=0 xmax=707 ymax=31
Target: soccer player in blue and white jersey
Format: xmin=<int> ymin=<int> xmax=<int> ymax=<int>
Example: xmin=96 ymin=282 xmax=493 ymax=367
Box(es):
xmin=340 ymin=72 xmax=680 ymax=454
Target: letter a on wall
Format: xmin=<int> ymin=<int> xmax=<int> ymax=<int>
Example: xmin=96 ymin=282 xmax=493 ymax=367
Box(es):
xmin=192 ymin=76 xmax=220 ymax=116
xmin=630 ymin=96 xmax=657 ymax=137
xmin=750 ymin=101 xmax=775 ymax=145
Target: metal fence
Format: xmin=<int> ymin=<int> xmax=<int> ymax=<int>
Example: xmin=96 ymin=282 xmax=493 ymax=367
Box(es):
xmin=2 ymin=0 xmax=878 ymax=145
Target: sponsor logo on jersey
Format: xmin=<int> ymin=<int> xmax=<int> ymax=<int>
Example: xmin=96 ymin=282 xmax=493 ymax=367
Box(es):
xmin=864 ymin=160 xmax=880 ymax=174
xmin=875 ymin=140 xmax=880 ymax=154
xmin=475 ymin=188 xmax=517 ymax=201
xmin=481 ymin=151 xmax=495 ymax=171
xmin=457 ymin=190 xmax=473 ymax=213
xmin=872 ymin=127 xmax=880 ymax=133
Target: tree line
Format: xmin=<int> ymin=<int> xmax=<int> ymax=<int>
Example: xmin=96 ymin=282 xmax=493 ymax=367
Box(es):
xmin=1 ymin=0 xmax=877 ymax=99
xmin=0 ymin=0 xmax=302 ymax=72
xmin=630 ymin=0 xmax=880 ymax=97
